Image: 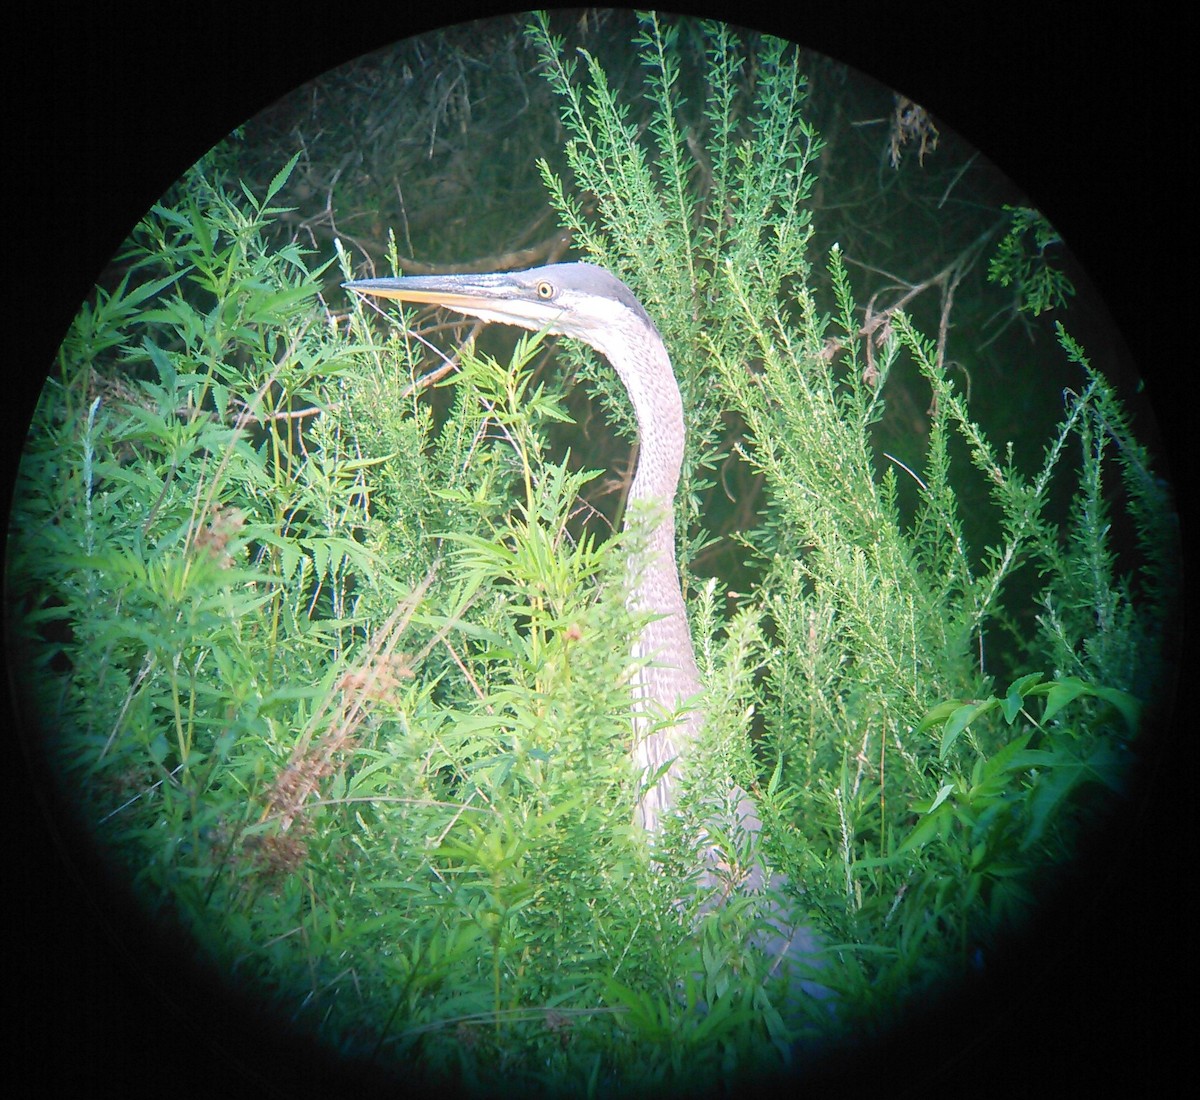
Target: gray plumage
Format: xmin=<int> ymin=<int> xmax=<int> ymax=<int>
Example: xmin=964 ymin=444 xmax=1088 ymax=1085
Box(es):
xmin=347 ymin=262 xmax=826 ymax=1002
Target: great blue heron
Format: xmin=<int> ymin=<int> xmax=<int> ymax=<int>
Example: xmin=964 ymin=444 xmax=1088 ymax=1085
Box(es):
xmin=346 ymin=262 xmax=824 ymax=998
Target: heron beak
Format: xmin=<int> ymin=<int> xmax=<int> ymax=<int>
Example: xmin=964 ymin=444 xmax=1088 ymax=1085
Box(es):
xmin=342 ymin=273 xmax=546 ymax=329
xmin=344 ymin=276 xmax=483 ymax=308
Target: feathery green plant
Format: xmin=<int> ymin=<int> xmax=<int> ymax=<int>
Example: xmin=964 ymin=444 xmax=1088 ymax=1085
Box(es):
xmin=527 ymin=9 xmax=1171 ymax=1037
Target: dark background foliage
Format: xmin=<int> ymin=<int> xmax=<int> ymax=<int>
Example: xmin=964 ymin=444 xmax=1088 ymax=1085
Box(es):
xmin=10 ymin=3 xmax=1188 ymax=1097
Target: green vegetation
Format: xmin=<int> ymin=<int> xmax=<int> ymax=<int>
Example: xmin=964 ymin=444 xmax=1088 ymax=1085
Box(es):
xmin=7 ymin=13 xmax=1174 ymax=1095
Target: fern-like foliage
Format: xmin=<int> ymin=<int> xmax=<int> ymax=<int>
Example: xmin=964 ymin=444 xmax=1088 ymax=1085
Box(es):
xmin=526 ymin=11 xmax=1176 ymax=1034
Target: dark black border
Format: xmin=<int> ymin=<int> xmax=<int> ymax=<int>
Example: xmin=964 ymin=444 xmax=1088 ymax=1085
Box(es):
xmin=10 ymin=5 xmax=1188 ymax=1096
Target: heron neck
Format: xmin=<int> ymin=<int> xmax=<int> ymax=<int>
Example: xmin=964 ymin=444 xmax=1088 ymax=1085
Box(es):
xmin=600 ymin=325 xmax=691 ymax=661
xmin=594 ymin=322 xmax=685 ymax=526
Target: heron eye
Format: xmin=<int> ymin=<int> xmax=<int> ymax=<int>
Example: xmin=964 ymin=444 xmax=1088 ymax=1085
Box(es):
xmin=536 ymin=281 xmax=555 ymax=299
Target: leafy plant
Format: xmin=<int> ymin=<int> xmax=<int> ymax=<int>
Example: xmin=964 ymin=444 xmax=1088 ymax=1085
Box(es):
xmin=7 ymin=13 xmax=1175 ymax=1096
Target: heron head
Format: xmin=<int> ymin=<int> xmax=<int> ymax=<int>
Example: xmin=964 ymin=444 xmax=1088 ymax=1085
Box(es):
xmin=344 ymin=262 xmax=660 ymax=356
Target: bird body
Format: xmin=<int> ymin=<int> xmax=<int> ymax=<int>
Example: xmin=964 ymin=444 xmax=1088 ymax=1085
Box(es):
xmin=348 ymin=264 xmax=702 ymax=833
xmin=347 ymin=263 xmax=825 ymax=1001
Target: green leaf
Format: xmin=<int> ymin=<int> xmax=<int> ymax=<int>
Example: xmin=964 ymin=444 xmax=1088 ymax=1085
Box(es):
xmin=916 ymin=699 xmax=962 ymax=734
xmin=928 ymin=783 xmax=955 ymax=813
xmin=939 ymin=698 xmax=998 ymax=760
xmin=766 ymin=752 xmax=784 ymax=798
xmin=1002 ymin=672 xmax=1044 ymax=723
xmin=1091 ymin=685 xmax=1141 ymax=734
xmin=1041 ymin=677 xmax=1092 ymax=724
xmin=263 ymin=151 xmax=302 ymax=207
xmin=893 ymin=795 xmax=953 ymax=854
